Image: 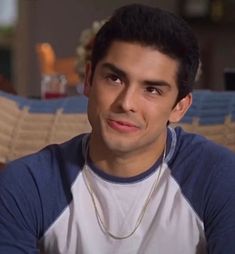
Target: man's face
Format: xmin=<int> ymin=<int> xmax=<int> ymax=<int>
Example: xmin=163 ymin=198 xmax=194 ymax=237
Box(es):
xmin=84 ymin=41 xmax=191 ymax=157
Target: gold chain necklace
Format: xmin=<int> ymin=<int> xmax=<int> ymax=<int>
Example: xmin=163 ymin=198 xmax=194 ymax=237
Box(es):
xmin=83 ymin=145 xmax=166 ymax=240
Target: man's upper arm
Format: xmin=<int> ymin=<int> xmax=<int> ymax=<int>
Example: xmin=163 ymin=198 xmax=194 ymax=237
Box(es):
xmin=0 ymin=162 xmax=41 ymax=253
xmin=204 ymin=151 xmax=235 ymax=254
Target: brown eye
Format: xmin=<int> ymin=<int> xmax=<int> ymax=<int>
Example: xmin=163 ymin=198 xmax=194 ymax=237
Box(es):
xmin=106 ymin=74 xmax=122 ymax=85
xmin=146 ymin=86 xmax=162 ymax=95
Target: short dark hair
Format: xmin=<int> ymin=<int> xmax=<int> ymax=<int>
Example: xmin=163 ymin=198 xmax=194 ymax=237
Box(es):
xmin=91 ymin=4 xmax=200 ymax=102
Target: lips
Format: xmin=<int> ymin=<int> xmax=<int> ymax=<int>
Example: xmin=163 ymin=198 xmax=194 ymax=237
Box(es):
xmin=107 ymin=119 xmax=139 ymax=133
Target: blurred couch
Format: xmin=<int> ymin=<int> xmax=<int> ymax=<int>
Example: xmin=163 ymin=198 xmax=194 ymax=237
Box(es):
xmin=0 ymin=90 xmax=234 ymax=167
xmin=173 ymin=90 xmax=235 ymax=151
xmin=0 ymin=91 xmax=90 ymax=165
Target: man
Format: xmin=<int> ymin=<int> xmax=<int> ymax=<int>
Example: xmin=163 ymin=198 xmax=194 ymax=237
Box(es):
xmin=0 ymin=4 xmax=235 ymax=254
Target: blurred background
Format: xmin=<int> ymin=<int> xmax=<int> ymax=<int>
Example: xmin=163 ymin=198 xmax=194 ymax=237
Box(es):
xmin=0 ymin=0 xmax=235 ymax=97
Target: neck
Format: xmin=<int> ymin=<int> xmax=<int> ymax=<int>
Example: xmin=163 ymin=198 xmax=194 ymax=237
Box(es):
xmin=87 ymin=135 xmax=167 ymax=178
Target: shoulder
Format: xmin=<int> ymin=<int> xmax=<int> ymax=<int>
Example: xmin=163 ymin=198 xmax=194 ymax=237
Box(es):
xmin=0 ymin=133 xmax=87 ymax=237
xmin=1 ymin=133 xmax=86 ymax=185
xmin=171 ymin=127 xmax=235 ymax=185
xmin=172 ymin=126 xmax=235 ymax=166
xmin=168 ymin=127 xmax=235 ymax=215
xmin=169 ymin=127 xmax=235 ymax=251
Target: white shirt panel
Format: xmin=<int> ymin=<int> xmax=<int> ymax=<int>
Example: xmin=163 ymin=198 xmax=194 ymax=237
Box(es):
xmin=40 ymin=163 xmax=206 ymax=254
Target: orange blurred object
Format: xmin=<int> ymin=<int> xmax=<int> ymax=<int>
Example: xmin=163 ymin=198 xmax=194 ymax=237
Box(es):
xmin=35 ymin=43 xmax=80 ymax=86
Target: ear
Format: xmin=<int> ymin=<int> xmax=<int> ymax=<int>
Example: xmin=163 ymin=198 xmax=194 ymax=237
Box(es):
xmin=83 ymin=62 xmax=92 ymax=97
xmin=169 ymin=93 xmax=192 ymax=123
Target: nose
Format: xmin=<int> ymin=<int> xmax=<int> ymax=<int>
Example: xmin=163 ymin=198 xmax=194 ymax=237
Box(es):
xmin=115 ymin=86 xmax=137 ymax=113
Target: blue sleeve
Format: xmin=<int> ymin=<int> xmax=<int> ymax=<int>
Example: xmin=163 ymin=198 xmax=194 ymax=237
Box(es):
xmin=0 ymin=161 xmax=42 ymax=253
xmin=203 ymin=148 xmax=235 ymax=254
xmin=172 ymin=128 xmax=235 ymax=254
xmin=0 ymin=136 xmax=83 ymax=254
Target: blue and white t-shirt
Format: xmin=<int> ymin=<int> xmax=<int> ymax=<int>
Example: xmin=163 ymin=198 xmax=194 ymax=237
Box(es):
xmin=0 ymin=127 xmax=235 ymax=254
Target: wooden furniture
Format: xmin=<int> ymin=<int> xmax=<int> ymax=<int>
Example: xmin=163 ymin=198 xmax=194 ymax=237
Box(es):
xmin=35 ymin=43 xmax=80 ymax=86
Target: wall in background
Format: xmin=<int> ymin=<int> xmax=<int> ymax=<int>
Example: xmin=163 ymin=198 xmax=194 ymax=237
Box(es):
xmin=13 ymin=0 xmax=177 ymax=97
xmin=10 ymin=0 xmax=235 ymax=96
xmin=193 ymin=23 xmax=235 ymax=90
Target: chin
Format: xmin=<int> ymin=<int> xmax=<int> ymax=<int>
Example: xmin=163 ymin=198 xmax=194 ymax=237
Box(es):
xmin=98 ymin=120 xmax=143 ymax=152
xmin=102 ymin=134 xmax=141 ymax=153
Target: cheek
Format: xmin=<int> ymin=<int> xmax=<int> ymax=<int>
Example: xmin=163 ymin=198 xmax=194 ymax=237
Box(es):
xmin=88 ymin=88 xmax=111 ymax=115
xmin=144 ymin=105 xmax=173 ymax=126
xmin=95 ymin=88 xmax=118 ymax=110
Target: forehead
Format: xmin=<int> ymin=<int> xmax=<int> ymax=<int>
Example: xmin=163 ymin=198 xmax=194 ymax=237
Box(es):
xmin=97 ymin=41 xmax=179 ymax=87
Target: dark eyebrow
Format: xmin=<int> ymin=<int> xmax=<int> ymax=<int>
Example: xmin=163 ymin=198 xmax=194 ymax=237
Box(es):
xmin=101 ymin=63 xmax=127 ymax=80
xmin=101 ymin=62 xmax=172 ymax=89
xmin=144 ymin=80 xmax=172 ymax=89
